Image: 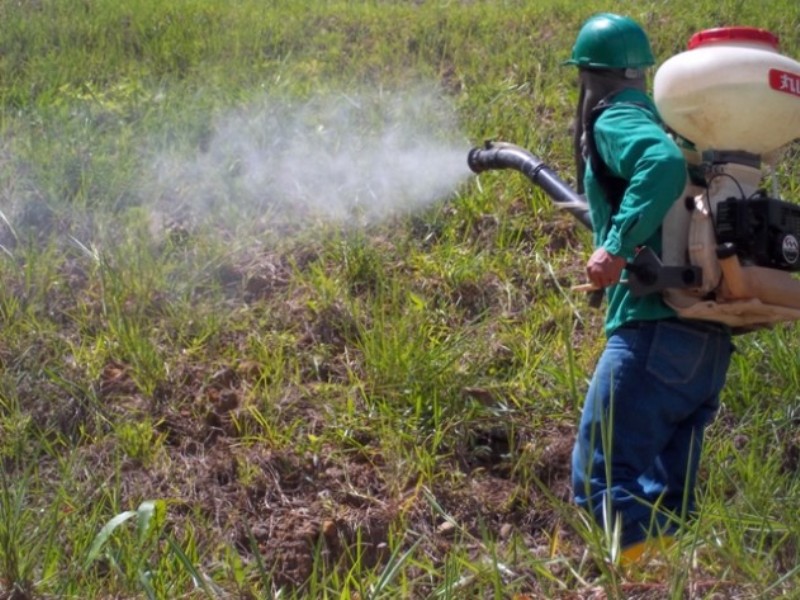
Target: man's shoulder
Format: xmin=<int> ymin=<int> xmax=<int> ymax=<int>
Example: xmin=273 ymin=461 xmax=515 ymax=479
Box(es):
xmin=608 ymin=88 xmax=653 ymax=105
xmin=595 ymin=91 xmax=660 ymax=132
xmin=602 ymin=90 xmax=656 ymax=117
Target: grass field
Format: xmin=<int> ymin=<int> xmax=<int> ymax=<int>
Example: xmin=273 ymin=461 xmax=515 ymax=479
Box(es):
xmin=1 ymin=0 xmax=800 ymax=598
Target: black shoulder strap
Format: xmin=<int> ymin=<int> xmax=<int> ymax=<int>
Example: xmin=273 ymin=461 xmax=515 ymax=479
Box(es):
xmin=585 ymin=100 xmax=651 ymax=214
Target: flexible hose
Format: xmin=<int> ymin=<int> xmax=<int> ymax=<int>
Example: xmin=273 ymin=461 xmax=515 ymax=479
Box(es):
xmin=467 ymin=141 xmax=593 ymax=231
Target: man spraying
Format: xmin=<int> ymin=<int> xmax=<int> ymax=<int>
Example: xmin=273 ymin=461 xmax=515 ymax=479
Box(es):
xmin=565 ymin=13 xmax=734 ymax=565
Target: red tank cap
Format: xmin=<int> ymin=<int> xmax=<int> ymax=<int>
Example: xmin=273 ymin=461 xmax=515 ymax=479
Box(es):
xmin=688 ymin=26 xmax=780 ymax=50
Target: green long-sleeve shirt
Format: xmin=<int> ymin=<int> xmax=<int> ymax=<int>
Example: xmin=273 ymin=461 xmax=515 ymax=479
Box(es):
xmin=585 ymin=88 xmax=687 ymax=336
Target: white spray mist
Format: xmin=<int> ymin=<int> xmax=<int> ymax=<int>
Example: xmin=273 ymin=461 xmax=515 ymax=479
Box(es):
xmin=148 ymin=85 xmax=473 ymax=235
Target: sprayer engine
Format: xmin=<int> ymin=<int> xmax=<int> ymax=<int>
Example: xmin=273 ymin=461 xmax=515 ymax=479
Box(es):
xmin=715 ymin=193 xmax=800 ymax=271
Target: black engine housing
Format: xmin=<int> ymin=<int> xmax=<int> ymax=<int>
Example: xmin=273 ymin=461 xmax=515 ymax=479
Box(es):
xmin=715 ymin=193 xmax=800 ymax=271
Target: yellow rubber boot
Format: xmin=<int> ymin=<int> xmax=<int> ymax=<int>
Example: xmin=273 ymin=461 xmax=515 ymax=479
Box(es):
xmin=620 ymin=536 xmax=676 ymax=568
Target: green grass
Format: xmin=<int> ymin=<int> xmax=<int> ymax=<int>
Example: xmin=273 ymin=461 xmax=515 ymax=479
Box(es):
xmin=1 ymin=0 xmax=800 ymax=597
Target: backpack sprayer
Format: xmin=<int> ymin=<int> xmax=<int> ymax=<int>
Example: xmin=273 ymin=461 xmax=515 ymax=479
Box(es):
xmin=468 ymin=27 xmax=800 ymax=329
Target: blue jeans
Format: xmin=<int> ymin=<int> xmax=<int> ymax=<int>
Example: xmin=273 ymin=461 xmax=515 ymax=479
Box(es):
xmin=571 ymin=318 xmax=733 ymax=548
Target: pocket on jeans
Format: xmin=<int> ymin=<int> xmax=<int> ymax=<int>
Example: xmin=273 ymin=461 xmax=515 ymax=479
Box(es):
xmin=645 ymin=321 xmax=707 ymax=385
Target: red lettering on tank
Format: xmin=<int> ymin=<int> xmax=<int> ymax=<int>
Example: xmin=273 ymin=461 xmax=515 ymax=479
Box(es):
xmin=770 ymin=69 xmax=800 ymax=97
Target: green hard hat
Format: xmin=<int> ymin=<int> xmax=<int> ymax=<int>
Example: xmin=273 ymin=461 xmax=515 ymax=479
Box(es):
xmin=565 ymin=13 xmax=655 ymax=69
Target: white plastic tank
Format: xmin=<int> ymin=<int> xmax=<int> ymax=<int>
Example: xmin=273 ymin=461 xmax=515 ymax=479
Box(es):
xmin=653 ymin=27 xmax=800 ymax=155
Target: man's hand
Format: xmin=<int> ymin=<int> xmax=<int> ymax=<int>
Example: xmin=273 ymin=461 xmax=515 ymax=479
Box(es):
xmin=586 ymin=247 xmax=626 ymax=289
